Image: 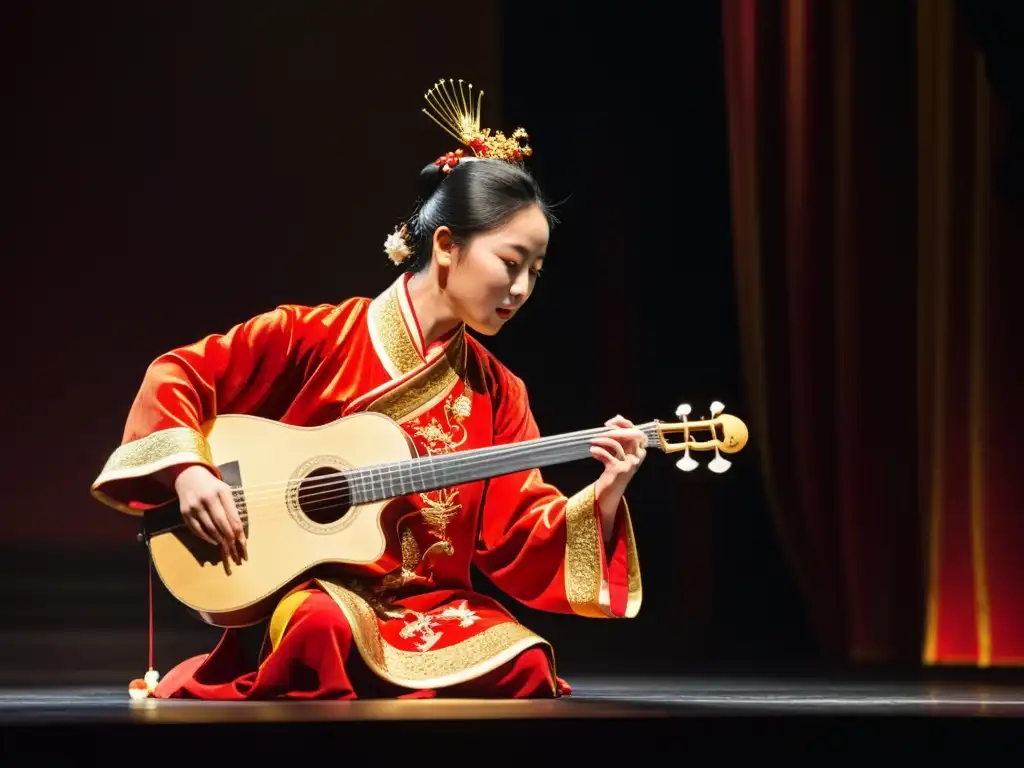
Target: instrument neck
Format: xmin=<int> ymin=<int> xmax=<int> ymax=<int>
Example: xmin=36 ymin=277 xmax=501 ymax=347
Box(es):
xmin=348 ymin=422 xmax=662 ymax=503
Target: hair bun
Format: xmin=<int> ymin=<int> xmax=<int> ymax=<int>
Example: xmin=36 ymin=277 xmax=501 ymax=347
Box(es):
xmin=418 ymin=161 xmax=447 ymax=202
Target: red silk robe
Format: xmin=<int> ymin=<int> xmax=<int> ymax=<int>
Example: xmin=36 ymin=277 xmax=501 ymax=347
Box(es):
xmin=91 ymin=274 xmax=642 ymax=699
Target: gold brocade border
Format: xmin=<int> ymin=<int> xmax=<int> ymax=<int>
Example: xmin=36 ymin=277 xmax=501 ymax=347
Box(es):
xmin=564 ymin=487 xmax=642 ymax=619
xmin=364 ymin=327 xmax=466 ymax=423
xmin=315 ymin=578 xmax=555 ymax=689
xmin=395 ymin=276 xmax=425 ymax=359
xmin=90 ymin=427 xmax=214 ymax=515
xmin=368 ymin=279 xmax=424 ymax=379
xmin=354 ymin=275 xmax=468 ymax=422
xmin=563 ymin=485 xmax=604 ymax=617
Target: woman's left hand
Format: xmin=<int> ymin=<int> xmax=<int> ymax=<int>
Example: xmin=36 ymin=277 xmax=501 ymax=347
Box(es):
xmin=591 ymin=415 xmax=647 ymax=539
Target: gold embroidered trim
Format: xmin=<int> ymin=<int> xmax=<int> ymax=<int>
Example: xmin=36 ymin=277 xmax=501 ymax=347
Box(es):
xmin=96 ymin=427 xmax=212 ymax=475
xmin=563 ymin=484 xmax=605 ymax=617
xmin=365 ymin=327 xmax=465 ymax=424
xmin=368 ymin=279 xmax=423 ymax=379
xmin=395 ymin=276 xmax=425 ymax=359
xmin=381 ymin=524 xmax=423 ymax=591
xmin=316 ymin=578 xmax=553 ymax=689
xmin=90 ymin=427 xmax=214 ymax=514
xmin=360 ymin=278 xmax=471 ymax=589
xmin=563 ymin=488 xmax=643 ymax=618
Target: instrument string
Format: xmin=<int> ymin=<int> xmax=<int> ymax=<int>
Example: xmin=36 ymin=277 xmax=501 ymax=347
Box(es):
xmin=258 ymin=442 xmax=595 ymax=520
xmin=225 ymin=422 xmax=665 ymax=506
xmin=152 ymin=441 xmax=601 ymax=534
xmin=147 ymin=420 xmax=719 ymax=535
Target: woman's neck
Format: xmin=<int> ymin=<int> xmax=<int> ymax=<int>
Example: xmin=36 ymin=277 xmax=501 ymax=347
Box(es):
xmin=405 ymin=270 xmax=462 ymax=347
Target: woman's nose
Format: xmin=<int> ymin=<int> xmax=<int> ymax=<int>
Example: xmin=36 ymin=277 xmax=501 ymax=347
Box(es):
xmin=510 ymin=271 xmax=530 ymax=297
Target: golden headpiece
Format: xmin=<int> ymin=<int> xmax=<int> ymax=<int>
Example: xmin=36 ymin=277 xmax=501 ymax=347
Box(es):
xmin=422 ymin=78 xmax=532 ymax=173
xmin=383 ymin=78 xmax=534 ymax=266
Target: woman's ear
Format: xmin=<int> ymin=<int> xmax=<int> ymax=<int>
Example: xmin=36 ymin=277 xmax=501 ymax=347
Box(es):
xmin=432 ymin=226 xmax=454 ymax=268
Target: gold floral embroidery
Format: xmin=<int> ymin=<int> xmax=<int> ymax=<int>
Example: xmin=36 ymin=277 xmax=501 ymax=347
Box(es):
xmin=422 ymin=540 xmax=454 ymax=559
xmin=449 ymin=390 xmax=472 ymax=421
xmin=381 ymin=524 xmax=423 ymax=591
xmin=340 ymin=579 xmax=481 ymax=653
xmin=412 ymin=422 xmax=459 ymax=451
xmin=419 ymin=488 xmax=462 ymax=533
xmin=407 ymin=390 xmax=471 ymax=549
xmin=377 ymin=386 xmax=474 ymax=592
xmin=316 ymin=578 xmax=553 ymax=689
xmin=396 ymin=600 xmax=481 ymax=652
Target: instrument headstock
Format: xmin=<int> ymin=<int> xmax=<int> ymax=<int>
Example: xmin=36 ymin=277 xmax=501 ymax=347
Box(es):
xmin=652 ymin=401 xmax=749 ymax=473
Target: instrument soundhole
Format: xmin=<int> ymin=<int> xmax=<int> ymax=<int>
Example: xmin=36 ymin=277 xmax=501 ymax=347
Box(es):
xmin=296 ymin=466 xmax=352 ymax=525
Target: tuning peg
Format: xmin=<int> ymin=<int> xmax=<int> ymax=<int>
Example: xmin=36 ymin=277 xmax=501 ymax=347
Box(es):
xmin=673 ymin=403 xmax=698 ymax=470
xmin=708 ymin=405 xmax=732 ymax=472
xmin=663 ymin=398 xmax=742 ymax=474
xmin=708 ymin=454 xmax=732 ymax=473
xmin=676 ymin=452 xmax=699 ymax=472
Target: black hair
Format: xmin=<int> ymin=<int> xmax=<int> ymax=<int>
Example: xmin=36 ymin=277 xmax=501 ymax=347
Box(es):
xmin=399 ymin=158 xmax=556 ymax=272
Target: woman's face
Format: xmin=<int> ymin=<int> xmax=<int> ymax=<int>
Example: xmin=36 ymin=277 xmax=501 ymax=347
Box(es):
xmin=433 ymin=204 xmax=549 ymax=336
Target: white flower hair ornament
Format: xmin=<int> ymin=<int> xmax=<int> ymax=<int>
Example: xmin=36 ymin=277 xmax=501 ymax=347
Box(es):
xmin=384 ymin=223 xmax=413 ymax=265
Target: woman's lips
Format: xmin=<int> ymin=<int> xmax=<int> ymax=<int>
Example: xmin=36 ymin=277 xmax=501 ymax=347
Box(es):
xmin=496 ymin=307 xmax=513 ymax=319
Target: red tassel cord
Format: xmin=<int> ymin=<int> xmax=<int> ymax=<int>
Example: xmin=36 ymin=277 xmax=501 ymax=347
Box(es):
xmin=128 ymin=545 xmax=160 ymax=700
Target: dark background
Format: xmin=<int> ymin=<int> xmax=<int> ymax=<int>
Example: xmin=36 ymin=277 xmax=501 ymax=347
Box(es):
xmin=3 ymin=1 xmax=810 ymax=685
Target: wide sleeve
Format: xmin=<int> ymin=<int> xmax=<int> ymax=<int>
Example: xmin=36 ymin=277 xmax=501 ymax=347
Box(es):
xmin=91 ymin=303 xmax=332 ymax=515
xmin=472 ymin=370 xmax=642 ymax=619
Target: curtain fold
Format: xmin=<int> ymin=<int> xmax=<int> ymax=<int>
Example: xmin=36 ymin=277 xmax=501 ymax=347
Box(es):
xmin=723 ymin=0 xmax=1023 ymax=665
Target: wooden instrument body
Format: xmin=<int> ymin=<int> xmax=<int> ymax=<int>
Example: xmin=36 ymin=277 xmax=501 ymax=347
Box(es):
xmin=139 ymin=400 xmax=749 ymax=628
xmin=145 ymin=411 xmax=417 ymax=627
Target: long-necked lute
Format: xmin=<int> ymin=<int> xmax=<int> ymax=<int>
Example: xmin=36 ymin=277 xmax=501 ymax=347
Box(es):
xmin=138 ymin=401 xmax=748 ymax=627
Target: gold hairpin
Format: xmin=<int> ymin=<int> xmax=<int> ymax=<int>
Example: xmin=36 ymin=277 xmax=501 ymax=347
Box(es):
xmin=422 ymin=78 xmax=532 ymax=171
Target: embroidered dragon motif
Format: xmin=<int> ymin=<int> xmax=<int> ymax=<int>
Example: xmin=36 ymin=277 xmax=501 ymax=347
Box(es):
xmin=408 ymin=391 xmax=470 ymax=547
xmin=344 ymin=579 xmax=481 ymax=653
xmin=380 ymin=388 xmax=472 ymax=591
xmin=396 ymin=599 xmax=481 ymax=652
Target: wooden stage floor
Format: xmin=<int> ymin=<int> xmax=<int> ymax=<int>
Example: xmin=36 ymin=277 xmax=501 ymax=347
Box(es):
xmin=1 ymin=674 xmax=1021 ymax=760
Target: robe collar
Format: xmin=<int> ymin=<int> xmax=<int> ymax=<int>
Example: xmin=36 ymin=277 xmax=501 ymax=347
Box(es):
xmin=367 ymin=273 xmax=465 ymax=379
xmin=351 ymin=273 xmax=468 ymax=423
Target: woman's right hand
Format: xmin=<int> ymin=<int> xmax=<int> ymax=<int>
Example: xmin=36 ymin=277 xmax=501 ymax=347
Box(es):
xmin=173 ymin=465 xmax=247 ymax=573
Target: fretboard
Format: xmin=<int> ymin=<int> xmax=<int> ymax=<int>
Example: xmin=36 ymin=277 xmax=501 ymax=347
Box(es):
xmin=345 ymin=422 xmax=661 ymax=504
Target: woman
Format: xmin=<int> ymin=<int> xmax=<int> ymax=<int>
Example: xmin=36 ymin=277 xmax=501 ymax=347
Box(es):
xmin=91 ymin=80 xmax=644 ymax=700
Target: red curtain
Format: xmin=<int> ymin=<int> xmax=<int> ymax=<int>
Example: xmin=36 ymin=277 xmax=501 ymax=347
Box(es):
xmin=722 ymin=0 xmax=1024 ymax=666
